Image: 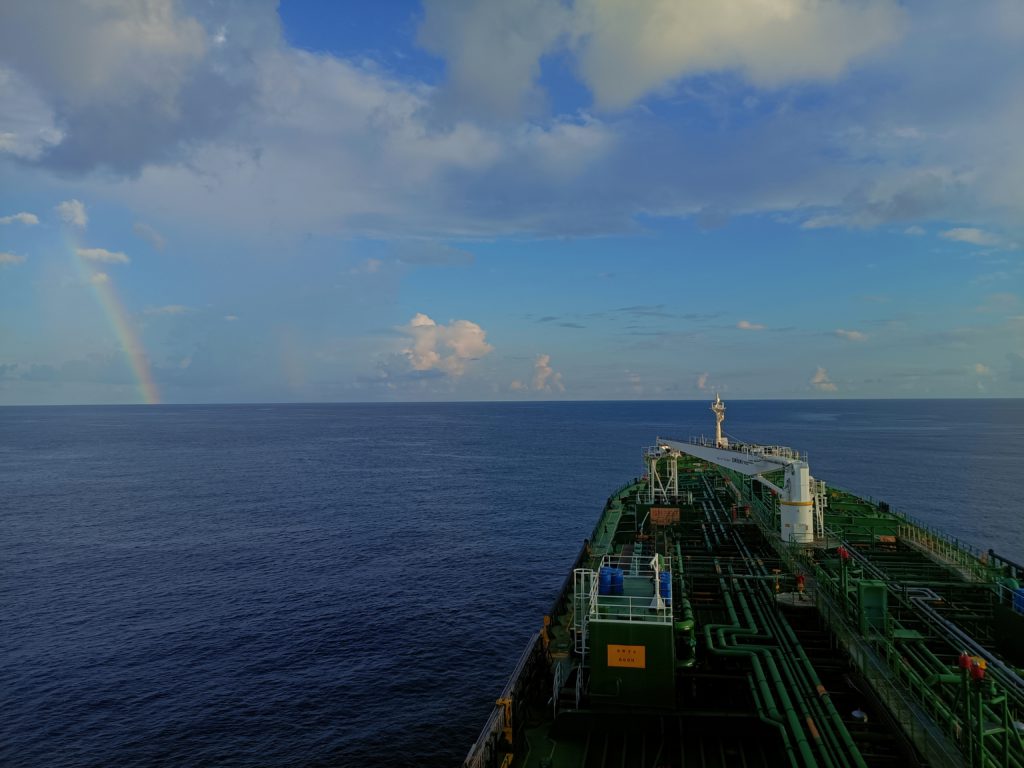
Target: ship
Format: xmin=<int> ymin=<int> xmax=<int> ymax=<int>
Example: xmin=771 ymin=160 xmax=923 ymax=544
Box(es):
xmin=463 ymin=397 xmax=1024 ymax=768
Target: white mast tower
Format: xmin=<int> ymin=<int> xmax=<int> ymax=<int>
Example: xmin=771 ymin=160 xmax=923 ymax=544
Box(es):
xmin=712 ymin=394 xmax=728 ymax=448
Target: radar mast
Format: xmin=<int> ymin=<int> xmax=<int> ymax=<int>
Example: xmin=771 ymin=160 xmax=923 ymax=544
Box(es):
xmin=712 ymin=394 xmax=727 ymax=448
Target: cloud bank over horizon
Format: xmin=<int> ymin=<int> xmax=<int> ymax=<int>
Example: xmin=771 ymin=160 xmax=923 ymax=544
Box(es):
xmin=1 ymin=0 xmax=1021 ymax=404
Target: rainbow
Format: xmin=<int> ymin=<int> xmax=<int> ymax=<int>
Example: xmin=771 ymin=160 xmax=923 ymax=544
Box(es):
xmin=70 ymin=236 xmax=161 ymax=405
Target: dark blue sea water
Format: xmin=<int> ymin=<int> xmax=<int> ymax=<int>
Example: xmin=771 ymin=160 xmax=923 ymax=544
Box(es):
xmin=2 ymin=400 xmax=1022 ymax=767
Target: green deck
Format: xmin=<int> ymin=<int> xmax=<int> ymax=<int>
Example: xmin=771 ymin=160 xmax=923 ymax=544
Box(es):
xmin=464 ymin=458 xmax=1024 ymax=768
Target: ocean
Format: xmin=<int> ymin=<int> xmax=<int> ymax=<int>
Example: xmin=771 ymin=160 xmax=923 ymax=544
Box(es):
xmin=2 ymin=400 xmax=1022 ymax=766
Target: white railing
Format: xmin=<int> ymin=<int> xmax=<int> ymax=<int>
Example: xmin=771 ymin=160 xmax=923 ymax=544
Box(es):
xmin=588 ymin=593 xmax=673 ymax=624
xmin=582 ymin=553 xmax=674 ymax=625
xmin=683 ymin=435 xmax=806 ymax=462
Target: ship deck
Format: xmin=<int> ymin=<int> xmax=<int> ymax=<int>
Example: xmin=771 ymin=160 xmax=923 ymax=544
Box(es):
xmin=465 ymin=455 xmax=1024 ymax=768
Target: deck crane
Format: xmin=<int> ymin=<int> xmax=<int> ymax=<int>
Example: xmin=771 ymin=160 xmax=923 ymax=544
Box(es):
xmin=654 ymin=396 xmax=825 ymax=544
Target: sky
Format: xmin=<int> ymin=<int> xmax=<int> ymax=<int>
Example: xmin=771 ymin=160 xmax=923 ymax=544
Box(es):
xmin=0 ymin=0 xmax=1022 ymax=405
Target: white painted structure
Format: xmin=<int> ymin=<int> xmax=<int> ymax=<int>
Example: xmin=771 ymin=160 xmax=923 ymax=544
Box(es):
xmin=712 ymin=394 xmax=728 ymax=448
xmin=656 ymin=397 xmax=824 ymax=544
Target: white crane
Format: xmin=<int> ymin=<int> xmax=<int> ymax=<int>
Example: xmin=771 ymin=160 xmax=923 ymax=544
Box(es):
xmin=656 ymin=397 xmax=823 ymax=544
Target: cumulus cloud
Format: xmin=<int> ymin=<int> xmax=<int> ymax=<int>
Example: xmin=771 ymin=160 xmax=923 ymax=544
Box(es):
xmin=696 ymin=372 xmax=709 ymax=390
xmin=0 ymin=0 xmax=1019 ymax=243
xmin=940 ymin=227 xmax=1000 ymax=246
xmin=224 ymin=314 xmax=239 ymax=322
xmin=418 ymin=0 xmax=572 ymax=118
xmin=56 ymin=199 xmax=87 ymax=227
xmin=400 ymin=313 xmax=493 ymax=376
xmin=510 ymin=379 xmax=526 ymax=391
xmin=737 ymin=320 xmax=765 ymax=330
xmin=974 ymin=362 xmax=993 ymax=377
xmin=76 ymin=247 xmax=129 ymax=264
xmin=532 ymin=353 xmax=565 ymax=392
xmin=570 ymin=0 xmax=905 ymax=109
xmin=0 ymin=251 xmax=26 ymax=266
xmin=418 ymin=0 xmax=903 ymax=115
xmin=811 ymin=366 xmax=838 ymax=392
xmin=133 ymin=222 xmax=167 ymax=250
xmin=835 ymin=328 xmax=867 ymax=341
xmin=0 ymin=211 xmax=38 ymax=225
xmin=0 ymin=0 xmax=251 ymax=173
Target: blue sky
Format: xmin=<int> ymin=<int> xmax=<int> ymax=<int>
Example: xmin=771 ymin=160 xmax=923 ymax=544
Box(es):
xmin=1 ymin=0 xmax=1022 ymax=404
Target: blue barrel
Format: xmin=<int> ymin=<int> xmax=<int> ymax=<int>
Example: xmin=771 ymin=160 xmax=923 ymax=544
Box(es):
xmin=1014 ymin=587 xmax=1024 ymax=615
xmin=659 ymin=571 xmax=671 ymax=598
xmin=598 ymin=567 xmax=612 ymax=596
xmin=611 ymin=568 xmax=624 ymax=596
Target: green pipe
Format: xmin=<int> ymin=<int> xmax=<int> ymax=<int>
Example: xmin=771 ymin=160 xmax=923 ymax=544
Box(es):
xmin=723 ymin=544 xmax=841 ymax=761
xmin=672 ymin=542 xmax=696 ymax=664
xmin=705 ymin=586 xmax=820 ymax=768
xmin=748 ymin=675 xmax=800 ymax=766
xmin=751 ymin=584 xmax=869 ymax=768
xmin=730 ymin=582 xmax=842 ymax=768
xmin=724 ymin=552 xmax=856 ymax=768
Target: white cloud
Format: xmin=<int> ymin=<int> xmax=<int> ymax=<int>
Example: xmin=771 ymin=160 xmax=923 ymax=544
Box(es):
xmin=811 ymin=366 xmax=838 ymax=392
xmin=509 ymin=379 xmax=526 ymax=391
xmin=835 ymin=328 xmax=867 ymax=341
xmin=56 ymin=199 xmax=87 ymax=228
xmin=904 ymin=225 xmax=925 ymax=235
xmin=89 ymin=271 xmax=109 ymax=284
xmin=940 ymin=227 xmax=1000 ymax=246
xmin=571 ymin=0 xmax=904 ymax=109
xmin=0 ymin=66 xmax=63 ymax=159
xmin=0 ymin=0 xmax=1019 ymax=244
xmin=0 ymin=211 xmax=38 ymax=225
xmin=0 ymin=251 xmax=26 ymax=266
xmin=419 ymin=0 xmax=903 ymax=115
xmin=95 ymin=47 xmax=617 ymax=238
xmin=737 ymin=320 xmax=765 ymax=330
xmin=532 ymin=353 xmax=565 ymax=392
xmin=0 ymin=0 xmax=212 ymax=172
xmin=515 ymin=115 xmax=616 ymax=180
xmin=76 ymin=247 xmax=129 ymax=264
xmin=133 ymin=222 xmax=167 ymax=250
xmin=400 ymin=313 xmax=493 ymax=376
xmin=418 ymin=0 xmax=572 ymax=118
xmin=697 ymin=372 xmax=709 ymax=390
xmin=974 ymin=362 xmax=993 ymax=376
xmin=224 ymin=314 xmax=239 ymax=322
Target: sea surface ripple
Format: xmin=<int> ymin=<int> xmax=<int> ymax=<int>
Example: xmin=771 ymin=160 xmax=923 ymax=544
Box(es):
xmin=2 ymin=400 xmax=1022 ymax=766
